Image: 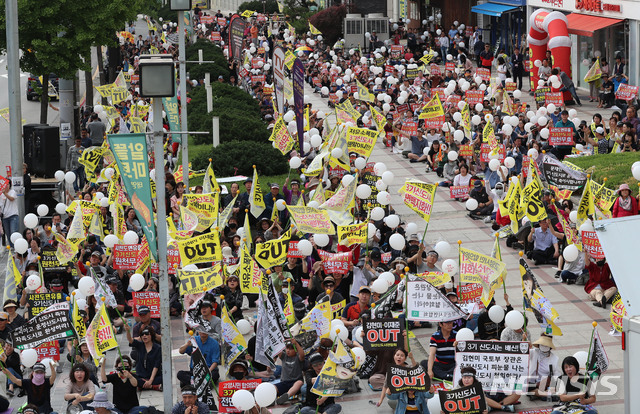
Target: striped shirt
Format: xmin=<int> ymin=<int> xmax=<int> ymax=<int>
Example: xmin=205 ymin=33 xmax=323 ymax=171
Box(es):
xmin=430 ymin=330 xmax=457 ymax=364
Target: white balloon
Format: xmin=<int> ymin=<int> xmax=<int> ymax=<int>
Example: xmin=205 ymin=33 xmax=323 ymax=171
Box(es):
xmin=385 ymin=214 xmax=400 ymax=229
xmin=488 ymin=305 xmax=505 ymax=323
xmin=313 ymin=233 xmax=330 ymax=247
xmin=376 ymin=191 xmax=391 ymax=205
xmin=275 ymin=199 xmax=287 ymax=212
xmin=538 ymin=116 xmax=548 ymax=126
xmin=289 ymin=157 xmax=302 ymax=169
xmin=448 ymin=151 xmax=458 ymax=161
xmin=55 ymin=202 xmax=67 ymax=215
xmin=368 ymin=223 xmax=377 ymax=239
xmin=633 ymin=166 xmax=640 ymax=181
xmin=21 ymin=348 xmax=38 ymax=368
xmin=381 ymin=171 xmax=395 ymax=185
xmin=389 ymin=233 xmax=406 ymax=250
xmin=331 ymin=148 xmax=343 ymax=159
xmin=373 ymin=162 xmax=387 ymax=176
xmin=371 ymin=278 xmax=389 ymax=294
xmin=237 ymin=319 xmax=252 ymax=335
xmin=528 ymin=148 xmax=539 ymax=159
xmin=375 ymin=180 xmax=388 ymax=192
xmin=65 ymin=171 xmax=76 ymax=184
xmin=10 ymin=232 xmax=21 ymax=244
xmin=453 ymin=130 xmax=464 ymax=142
xmin=26 ymin=274 xmax=41 ymax=290
xmin=330 ymin=319 xmax=345 ymax=330
xmin=75 ymin=298 xmax=87 ymax=311
xmin=23 ymin=213 xmax=38 ymax=229
xmin=504 ymin=157 xmax=516 ymax=169
xmin=504 ymin=310 xmax=525 ymax=330
xmin=434 ymin=241 xmax=451 ymax=258
xmin=54 ymin=170 xmax=65 ymax=182
xmin=14 ymin=238 xmax=28 ymax=254
xmin=574 ymin=351 xmax=588 ymax=368
xmin=341 ymin=175 xmax=355 ymax=188
xmin=456 ymin=328 xmax=475 ymax=341
xmin=465 ymin=198 xmax=478 ymax=210
xmin=569 ymin=210 xmax=578 ymax=223
xmin=125 ymin=272 xmax=144 ymax=291
xmin=471 ymin=115 xmax=481 ymax=125
xmin=310 ymin=134 xmax=323 ymax=148
xmin=568 ymin=109 xmax=578 ymax=118
xmin=427 ymin=394 xmax=441 ymax=414
xmin=283 ymin=111 xmax=295 ymax=123
xmin=406 ymin=222 xmax=418 ymax=235
xmin=355 ymin=183 xmax=373 ymax=201
xmin=99 ymin=197 xmax=109 ymax=208
xmin=354 ymin=157 xmax=367 ymax=170
xmin=37 ymin=204 xmax=49 ymax=217
xmin=379 ymin=272 xmax=396 ymax=287
xmin=442 ymin=259 xmax=458 ymax=275
xmin=122 ymin=231 xmax=138 ymax=245
xmin=580 ymin=219 xmax=594 ymax=233
xmin=352 ymin=346 xmax=366 ymax=364
xmin=513 ymin=90 xmax=522 ymax=99
xmin=254 ymin=383 xmax=277 ymax=407
xmin=308 ymin=200 xmax=320 ymax=209
xmin=103 ymin=234 xmax=119 ymax=248
xmin=78 ymin=277 xmax=96 ymax=296
xmin=232 ymin=389 xmax=255 ymax=411
xmin=371 ymin=207 xmax=385 ymax=221
xmin=502 ymin=124 xmax=513 ymax=135
xmin=297 ymin=239 xmax=313 ymax=256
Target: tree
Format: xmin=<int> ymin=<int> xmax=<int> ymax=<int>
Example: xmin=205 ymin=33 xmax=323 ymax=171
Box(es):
xmin=0 ymin=0 xmax=152 ymax=123
xmin=309 ymin=4 xmax=347 ymax=45
xmin=238 ymin=0 xmax=280 ymax=14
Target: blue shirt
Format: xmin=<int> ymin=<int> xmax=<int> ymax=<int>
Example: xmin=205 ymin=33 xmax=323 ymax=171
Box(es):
xmin=532 ymin=227 xmax=558 ymax=251
xmin=185 ymin=335 xmax=221 ymax=369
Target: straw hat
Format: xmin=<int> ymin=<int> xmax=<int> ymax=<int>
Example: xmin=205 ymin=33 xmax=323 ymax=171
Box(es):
xmin=532 ymin=334 xmax=555 ymax=349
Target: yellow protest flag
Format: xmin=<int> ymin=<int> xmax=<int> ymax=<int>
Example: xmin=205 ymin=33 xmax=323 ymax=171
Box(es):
xmin=86 ymin=304 xmax=118 ymax=365
xmin=309 ymin=22 xmax=322 ymax=35
xmin=284 ymin=50 xmax=296 ymax=71
xmin=277 ymin=1 xmax=283 ymax=12
xmin=183 ymin=193 xmax=219 ymax=232
xmin=238 ymin=244 xmax=267 ymax=294
xmin=461 ymin=102 xmax=472 ymax=138
xmin=218 ymin=195 xmax=237 ymax=230
xmin=177 ymin=232 xmax=222 ymax=266
xmin=589 ymin=180 xmax=616 ymax=214
xmin=54 ymin=233 xmax=79 ymax=265
xmin=584 ymin=58 xmax=602 ymax=83
xmin=356 ymin=79 xmax=374 ymax=103
xmin=72 ymin=297 xmax=86 ymax=339
xmin=286 ymin=206 xmax=336 ymax=235
xmin=283 ymin=288 xmax=296 ymax=326
xmin=577 ymin=178 xmax=595 ymax=221
xmin=177 ymin=265 xmax=223 ymax=295
xmin=520 ymin=167 xmax=547 ymax=223
xmin=3 ymin=254 xmax=18 ymax=302
xmin=369 ymin=104 xmax=387 ymax=132
xmin=300 ymin=301 xmax=332 ymax=338
xmin=89 ymin=212 xmax=104 ymax=239
xmin=459 ymin=247 xmax=506 ymax=295
xmin=241 ymin=9 xmax=255 ymax=18
xmin=416 ymin=272 xmax=451 ymax=287
xmin=520 ymin=258 xmax=562 ymax=336
xmin=221 ymin=305 xmax=248 ymax=366
xmin=483 ymin=122 xmax=499 ymax=157
xmin=67 ymin=204 xmax=87 ymax=241
xmin=346 ymin=126 xmax=378 ymax=159
xmin=320 ymin=177 xmax=357 ymax=211
xmin=337 ymin=222 xmax=367 ymax=246
xmin=250 ymin=167 xmax=266 ymax=218
xmin=419 ymin=52 xmax=434 ymax=66
xmin=203 ymin=161 xmax=220 ymax=194
xmin=243 ymin=210 xmax=253 ymax=252
xmin=418 ymin=93 xmax=444 ymax=119
xmin=180 ymin=205 xmax=200 ymax=233
xmin=255 ymin=229 xmax=291 ymax=269
xmin=398 ymin=180 xmax=437 ymax=222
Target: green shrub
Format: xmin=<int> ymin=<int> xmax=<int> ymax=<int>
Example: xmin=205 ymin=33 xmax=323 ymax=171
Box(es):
xmin=186 ymin=40 xmax=229 ymax=81
xmin=192 ymin=141 xmax=288 ymax=176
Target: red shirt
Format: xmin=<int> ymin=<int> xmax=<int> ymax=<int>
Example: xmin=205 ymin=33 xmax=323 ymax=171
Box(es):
xmin=585 ymin=262 xmax=615 ymax=293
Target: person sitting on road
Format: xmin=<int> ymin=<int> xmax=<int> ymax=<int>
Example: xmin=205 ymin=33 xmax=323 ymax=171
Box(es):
xmin=177 ymin=331 xmax=220 ymax=388
xmin=124 ymin=324 xmax=162 ymax=391
xmin=64 ymin=363 xmax=96 ymax=410
xmin=275 ymin=338 xmax=305 ymax=404
xmin=301 ymin=353 xmax=342 ymax=414
xmin=171 ymin=385 xmax=210 ymax=414
xmin=528 ymin=334 xmax=560 ymax=402
xmin=459 ymin=366 xmax=516 ymax=412
xmin=87 ymin=392 xmax=117 ymax=414
xmin=2 ymin=361 xmax=57 ymax=414
xmin=100 ymin=356 xmax=142 ymax=414
xmin=550 ymin=357 xmax=598 ymax=414
xmin=527 ymin=219 xmax=560 ymax=265
xmin=467 ymin=180 xmax=494 ymax=219
xmin=584 ymin=253 xmax=617 ymax=309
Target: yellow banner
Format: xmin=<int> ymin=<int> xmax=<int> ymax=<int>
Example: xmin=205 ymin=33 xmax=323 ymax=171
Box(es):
xmin=460 ymin=247 xmax=506 ymax=291
xmin=320 ymin=178 xmax=356 ymax=211
xmin=309 ymin=22 xmax=322 ymax=35
xmin=300 ymin=301 xmax=332 ymax=338
xmin=221 ymin=305 xmax=248 ymax=365
xmin=356 ymin=79 xmax=374 ymax=103
xmin=418 ymin=93 xmax=444 ymax=119
xmin=284 ymin=50 xmax=296 ymax=70
xmin=250 ymin=167 xmax=266 ymax=218
xmin=177 ymin=232 xmax=222 ymax=266
xmin=269 ymin=116 xmax=295 ymax=155
xmin=177 ymin=265 xmax=223 ymax=295
xmin=346 ymin=126 xmax=378 ymax=159
xmin=286 ymin=206 xmax=336 ymax=235
xmin=87 ymin=305 xmax=118 ymax=365
xmin=183 ymin=193 xmax=219 ymax=232
xmin=521 ymin=169 xmax=547 ymax=223
xmin=483 ymin=122 xmax=499 ymax=157
xmin=589 ymin=180 xmax=616 ymax=214
xmin=203 ymin=162 xmax=220 ymax=194
xmin=241 ymin=9 xmax=255 ymax=18
xmin=398 ymin=180 xmax=437 ymax=222
xmin=239 ymin=244 xmax=267 ymax=294
xmin=369 ymin=105 xmax=387 ymax=132
xmin=337 ymin=222 xmax=367 ymax=246
xmin=255 ymin=229 xmax=292 ymax=269
xmin=54 ymin=233 xmax=78 ymax=265
xmin=416 ymin=271 xmax=451 ymax=287
xmin=73 ymin=298 xmax=86 ymax=339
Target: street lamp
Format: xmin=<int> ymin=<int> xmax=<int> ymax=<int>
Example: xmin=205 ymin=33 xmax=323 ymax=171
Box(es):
xmin=138 ymin=54 xmax=174 ymax=412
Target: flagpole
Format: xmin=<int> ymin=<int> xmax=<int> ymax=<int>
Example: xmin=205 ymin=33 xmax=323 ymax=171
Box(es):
xmin=88 ymin=266 xmax=125 ymax=362
xmin=457 ymin=240 xmax=462 ymax=292
xmin=586 ymin=321 xmax=598 ymax=371
xmin=496 ymin=233 xmax=507 ymax=294
xmin=403 ymin=271 xmax=410 ymax=352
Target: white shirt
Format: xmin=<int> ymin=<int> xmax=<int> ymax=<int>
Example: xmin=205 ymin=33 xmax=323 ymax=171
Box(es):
xmin=528 ymin=348 xmax=560 ymax=380
xmin=0 ymin=189 xmax=18 ymax=217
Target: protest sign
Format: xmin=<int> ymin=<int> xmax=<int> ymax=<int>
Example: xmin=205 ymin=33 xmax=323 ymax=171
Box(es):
xmin=177 ymin=231 xmax=222 ymax=266
xmin=361 ymin=171 xmax=381 ymax=208
xmin=480 ymin=144 xmax=506 ymax=162
xmin=544 ymin=92 xmax=564 ymax=106
xmin=458 ymin=145 xmax=473 ymax=157
xmin=588 ymin=328 xmax=609 ymax=376
xmin=398 ymin=180 xmax=437 ymax=222
xmin=346 ymin=126 xmax=378 ymax=159
xmin=548 ymin=127 xmax=574 ymax=146
xmin=541 ymin=155 xmax=587 ymax=192
xmin=318 ymin=250 xmax=352 ymax=274
xmin=439 ymin=382 xmax=486 ymax=414
xmin=39 ymin=249 xmax=65 ymax=272
xmin=268 ymin=117 xmax=295 ymax=155
xmin=453 ymin=340 xmax=530 ymax=391
xmin=178 ymin=266 xmax=223 ymax=295
xmin=390 ymin=45 xmax=403 ymax=58
xmin=386 ymin=364 xmax=429 ymax=393
xmin=218 ymin=379 xmax=262 ymax=413
xmin=582 ymin=231 xmax=605 ymax=259
xmin=450 ymin=186 xmax=470 ymax=200
xmin=337 ymin=222 xmax=367 ymax=246
xmin=465 ymin=90 xmax=484 ymax=106
xmin=459 ymin=248 xmax=506 ymax=289
xmin=27 ymin=292 xmax=65 ymax=318
xmin=362 ymin=319 xmax=403 ymax=350
xmin=149 ymin=248 xmax=180 ymax=274
xmin=132 ymin=291 xmax=160 ymax=318
xmin=286 ymin=206 xmax=335 ymax=235
xmin=505 ymin=81 xmax=517 ymax=92
xmin=406 ymin=277 xmax=468 ymax=322
xmin=12 ymin=303 xmax=74 ymax=349
xmin=287 ymin=241 xmax=304 ymax=258
xmin=415 ymin=271 xmax=451 ymax=287
xmin=35 ymin=341 xmax=61 ymax=361
xmin=191 ymin=346 xmax=219 ymax=411
xmin=615 ymin=84 xmax=639 ymax=100
xmin=459 ymin=283 xmax=483 ymax=305
xmin=535 ymin=87 xmax=551 ymax=104
xmin=255 ymin=229 xmax=291 ymax=269
xmin=475 ymin=68 xmax=490 ymax=82
xmin=112 ymin=244 xmax=141 ymax=269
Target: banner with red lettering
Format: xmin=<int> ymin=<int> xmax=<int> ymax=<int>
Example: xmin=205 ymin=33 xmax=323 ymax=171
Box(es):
xmin=450 ymin=186 xmax=470 ymax=200
xmin=439 ymin=382 xmax=486 ymax=414
xmin=549 ymin=127 xmax=574 ymax=146
xmin=386 ymin=364 xmax=429 ymax=393
xmin=35 ymin=341 xmax=61 ymax=361
xmin=544 ymin=92 xmax=563 ymax=106
xmin=582 ymin=231 xmax=605 ymax=259
xmin=132 ymin=291 xmax=161 ymax=318
xmin=218 ymin=379 xmax=262 ymax=413
xmin=458 ymin=145 xmax=474 ymax=157
xmin=480 ymin=143 xmax=506 ymax=162
xmin=459 ymin=283 xmax=483 ymax=305
xmin=615 ymin=84 xmax=639 ymax=101
xmin=318 ymin=250 xmax=352 ymax=274
xmin=465 ymin=90 xmax=484 ymax=106
xmin=362 ymin=318 xmax=403 ymax=350
xmin=476 ymin=68 xmax=490 ymax=82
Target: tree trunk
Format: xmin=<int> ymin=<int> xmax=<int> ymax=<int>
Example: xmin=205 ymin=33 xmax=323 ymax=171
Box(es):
xmin=40 ymin=72 xmax=49 ymax=124
xmin=85 ymin=69 xmax=93 ymax=109
xmin=96 ymin=45 xmax=108 ymax=106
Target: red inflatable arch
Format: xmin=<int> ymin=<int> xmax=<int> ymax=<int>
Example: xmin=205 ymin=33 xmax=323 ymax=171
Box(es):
xmin=528 ymin=9 xmax=572 ymax=101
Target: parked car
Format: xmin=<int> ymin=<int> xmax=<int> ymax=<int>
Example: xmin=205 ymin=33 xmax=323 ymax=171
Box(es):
xmin=26 ymin=73 xmax=59 ymax=101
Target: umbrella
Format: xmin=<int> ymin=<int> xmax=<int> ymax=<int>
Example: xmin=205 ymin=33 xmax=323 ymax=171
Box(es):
xmin=295 ymin=46 xmax=313 ymax=53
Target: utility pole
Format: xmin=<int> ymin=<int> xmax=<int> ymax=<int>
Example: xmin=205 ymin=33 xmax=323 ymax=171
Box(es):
xmin=179 ymin=11 xmax=189 ymax=189
xmin=5 ymin=0 xmax=25 ymax=220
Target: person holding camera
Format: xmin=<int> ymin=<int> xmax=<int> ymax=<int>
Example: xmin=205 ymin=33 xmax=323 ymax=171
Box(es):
xmin=100 ymin=356 xmax=143 ymax=414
